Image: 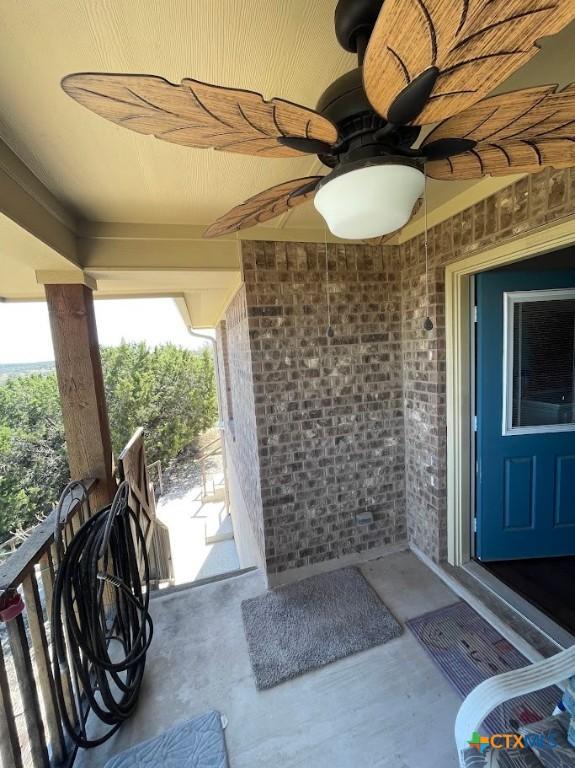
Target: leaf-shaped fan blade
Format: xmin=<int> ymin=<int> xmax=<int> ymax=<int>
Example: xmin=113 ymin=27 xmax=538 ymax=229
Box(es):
xmin=425 ymin=83 xmax=575 ymax=179
xmin=62 ymin=74 xmax=338 ymax=158
xmin=363 ymin=0 xmax=575 ymax=126
xmin=423 ymin=84 xmax=575 ymax=146
xmin=427 ymin=137 xmax=575 ymax=180
xmin=203 ymin=177 xmax=322 ymax=238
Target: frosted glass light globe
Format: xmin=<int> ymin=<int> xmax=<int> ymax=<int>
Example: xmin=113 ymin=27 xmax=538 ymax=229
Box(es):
xmin=314 ymin=163 xmax=425 ymax=240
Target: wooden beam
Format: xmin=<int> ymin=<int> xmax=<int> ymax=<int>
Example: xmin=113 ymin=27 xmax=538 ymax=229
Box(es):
xmin=75 ymin=221 xmax=354 ymax=273
xmin=0 ymin=139 xmax=77 ymax=263
xmin=45 ymin=284 xmax=115 ymax=508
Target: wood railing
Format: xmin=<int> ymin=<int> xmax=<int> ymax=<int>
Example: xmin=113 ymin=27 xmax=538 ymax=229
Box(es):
xmin=0 ymin=478 xmax=99 ymax=768
xmin=118 ymin=428 xmax=174 ymax=587
xmin=0 ymin=531 xmax=29 ymax=564
xmin=147 ymin=459 xmax=163 ymax=497
xmin=0 ymin=430 xmax=174 ymax=768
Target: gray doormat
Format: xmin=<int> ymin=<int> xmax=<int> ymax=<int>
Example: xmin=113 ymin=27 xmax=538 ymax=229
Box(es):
xmin=104 ymin=711 xmax=228 ymax=768
xmin=241 ymin=566 xmax=402 ymax=690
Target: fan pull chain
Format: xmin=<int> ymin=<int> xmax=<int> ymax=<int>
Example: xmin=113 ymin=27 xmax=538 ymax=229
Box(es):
xmin=235 ymin=231 xmax=241 ymax=265
xmin=324 ymin=228 xmax=334 ymax=339
xmin=423 ymin=171 xmax=434 ymax=332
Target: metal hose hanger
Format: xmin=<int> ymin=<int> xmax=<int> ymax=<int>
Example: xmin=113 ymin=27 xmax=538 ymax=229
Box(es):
xmin=51 ymin=480 xmax=153 ymax=749
xmin=53 ymin=480 xmax=89 ymax=563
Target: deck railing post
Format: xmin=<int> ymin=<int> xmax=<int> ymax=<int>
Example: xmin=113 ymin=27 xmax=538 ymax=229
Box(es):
xmin=0 ymin=636 xmax=22 ymax=768
xmin=22 ymin=572 xmax=66 ymax=763
xmin=6 ymin=611 xmax=50 ymax=768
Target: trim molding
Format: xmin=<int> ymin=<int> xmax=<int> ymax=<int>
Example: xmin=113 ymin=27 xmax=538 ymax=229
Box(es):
xmin=411 ymin=544 xmax=551 ymax=662
xmin=463 ymin=560 xmax=575 ymax=650
xmin=36 ymin=269 xmax=97 ymax=291
xmin=446 ymin=216 xmax=575 ymax=567
xmin=267 ymin=542 xmax=408 ymax=588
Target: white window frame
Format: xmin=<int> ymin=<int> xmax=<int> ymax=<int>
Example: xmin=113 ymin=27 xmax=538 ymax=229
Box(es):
xmin=502 ymin=288 xmax=575 ymax=436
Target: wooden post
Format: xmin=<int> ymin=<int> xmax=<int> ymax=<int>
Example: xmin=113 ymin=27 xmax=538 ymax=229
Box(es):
xmin=44 ymin=282 xmax=115 ymax=508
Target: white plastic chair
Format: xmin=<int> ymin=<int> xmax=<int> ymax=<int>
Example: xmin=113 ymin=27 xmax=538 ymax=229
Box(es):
xmin=455 ymin=644 xmax=575 ymax=766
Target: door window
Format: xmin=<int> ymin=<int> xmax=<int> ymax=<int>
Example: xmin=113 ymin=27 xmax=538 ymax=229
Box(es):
xmin=504 ymin=289 xmax=575 ymax=434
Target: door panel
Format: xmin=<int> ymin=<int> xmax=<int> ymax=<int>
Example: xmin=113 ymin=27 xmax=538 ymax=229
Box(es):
xmin=503 ymin=456 xmax=535 ymax=531
xmin=476 ymin=269 xmax=575 ymax=561
xmin=555 ymin=455 xmax=575 ymax=527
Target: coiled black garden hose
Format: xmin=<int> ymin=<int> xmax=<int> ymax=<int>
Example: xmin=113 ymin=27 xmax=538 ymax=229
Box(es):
xmin=51 ymin=481 xmax=153 ymax=748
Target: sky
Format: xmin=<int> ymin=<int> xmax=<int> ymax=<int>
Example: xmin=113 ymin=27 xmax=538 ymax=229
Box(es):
xmin=0 ymin=298 xmax=213 ymax=364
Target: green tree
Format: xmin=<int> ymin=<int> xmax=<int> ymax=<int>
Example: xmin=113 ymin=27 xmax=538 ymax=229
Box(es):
xmin=102 ymin=342 xmax=218 ymax=465
xmin=0 ymin=342 xmax=218 ymax=541
xmin=0 ymin=373 xmax=69 ymax=536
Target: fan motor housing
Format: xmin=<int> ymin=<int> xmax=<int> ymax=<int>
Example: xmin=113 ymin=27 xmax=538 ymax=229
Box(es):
xmin=316 ymin=68 xmax=420 ymax=168
xmin=316 ymin=68 xmax=372 ymax=126
xmin=334 ymin=0 xmax=385 ymax=53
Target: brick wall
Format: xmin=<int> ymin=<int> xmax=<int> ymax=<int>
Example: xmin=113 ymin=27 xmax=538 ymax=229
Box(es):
xmin=401 ymin=167 xmax=575 ymax=561
xmin=217 ymin=287 xmax=266 ymax=568
xmin=222 ymin=239 xmax=406 ymax=576
xmin=220 ymin=167 xmax=575 ymax=575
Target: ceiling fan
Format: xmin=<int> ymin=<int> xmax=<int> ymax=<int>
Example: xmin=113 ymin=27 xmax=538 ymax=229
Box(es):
xmin=62 ymin=0 xmax=575 ymax=242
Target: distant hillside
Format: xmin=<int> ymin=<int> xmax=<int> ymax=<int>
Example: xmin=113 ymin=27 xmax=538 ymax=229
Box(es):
xmin=0 ymin=361 xmax=55 ymax=384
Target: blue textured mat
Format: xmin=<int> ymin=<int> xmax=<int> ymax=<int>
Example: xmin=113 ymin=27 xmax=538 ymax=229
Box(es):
xmin=104 ymin=711 xmax=228 ymax=768
xmin=407 ymin=601 xmax=562 ymax=735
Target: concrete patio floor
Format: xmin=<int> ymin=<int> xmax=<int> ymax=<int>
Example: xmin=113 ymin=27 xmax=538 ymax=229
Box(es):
xmin=77 ymin=550 xmax=463 ymax=768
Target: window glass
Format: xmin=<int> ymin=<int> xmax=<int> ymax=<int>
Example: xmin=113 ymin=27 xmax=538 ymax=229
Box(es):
xmin=511 ymin=297 xmax=575 ymax=428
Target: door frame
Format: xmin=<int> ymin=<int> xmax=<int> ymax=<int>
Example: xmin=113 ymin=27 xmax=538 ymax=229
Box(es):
xmin=446 ymin=217 xmax=575 ymax=567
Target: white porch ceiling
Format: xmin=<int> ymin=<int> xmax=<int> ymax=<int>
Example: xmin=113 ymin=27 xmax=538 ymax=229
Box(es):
xmin=1 ymin=2 xmax=575 ymax=320
xmin=1 ymin=2 xmax=574 ymax=230
xmin=0 ymin=0 xmax=353 ymax=227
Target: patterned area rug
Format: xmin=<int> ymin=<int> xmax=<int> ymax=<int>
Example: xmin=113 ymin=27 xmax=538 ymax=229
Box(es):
xmin=104 ymin=711 xmax=228 ymax=768
xmin=407 ymin=601 xmax=562 ymax=735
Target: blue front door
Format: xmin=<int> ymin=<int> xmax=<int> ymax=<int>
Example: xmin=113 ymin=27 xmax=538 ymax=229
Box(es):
xmin=476 ymin=268 xmax=575 ymax=561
